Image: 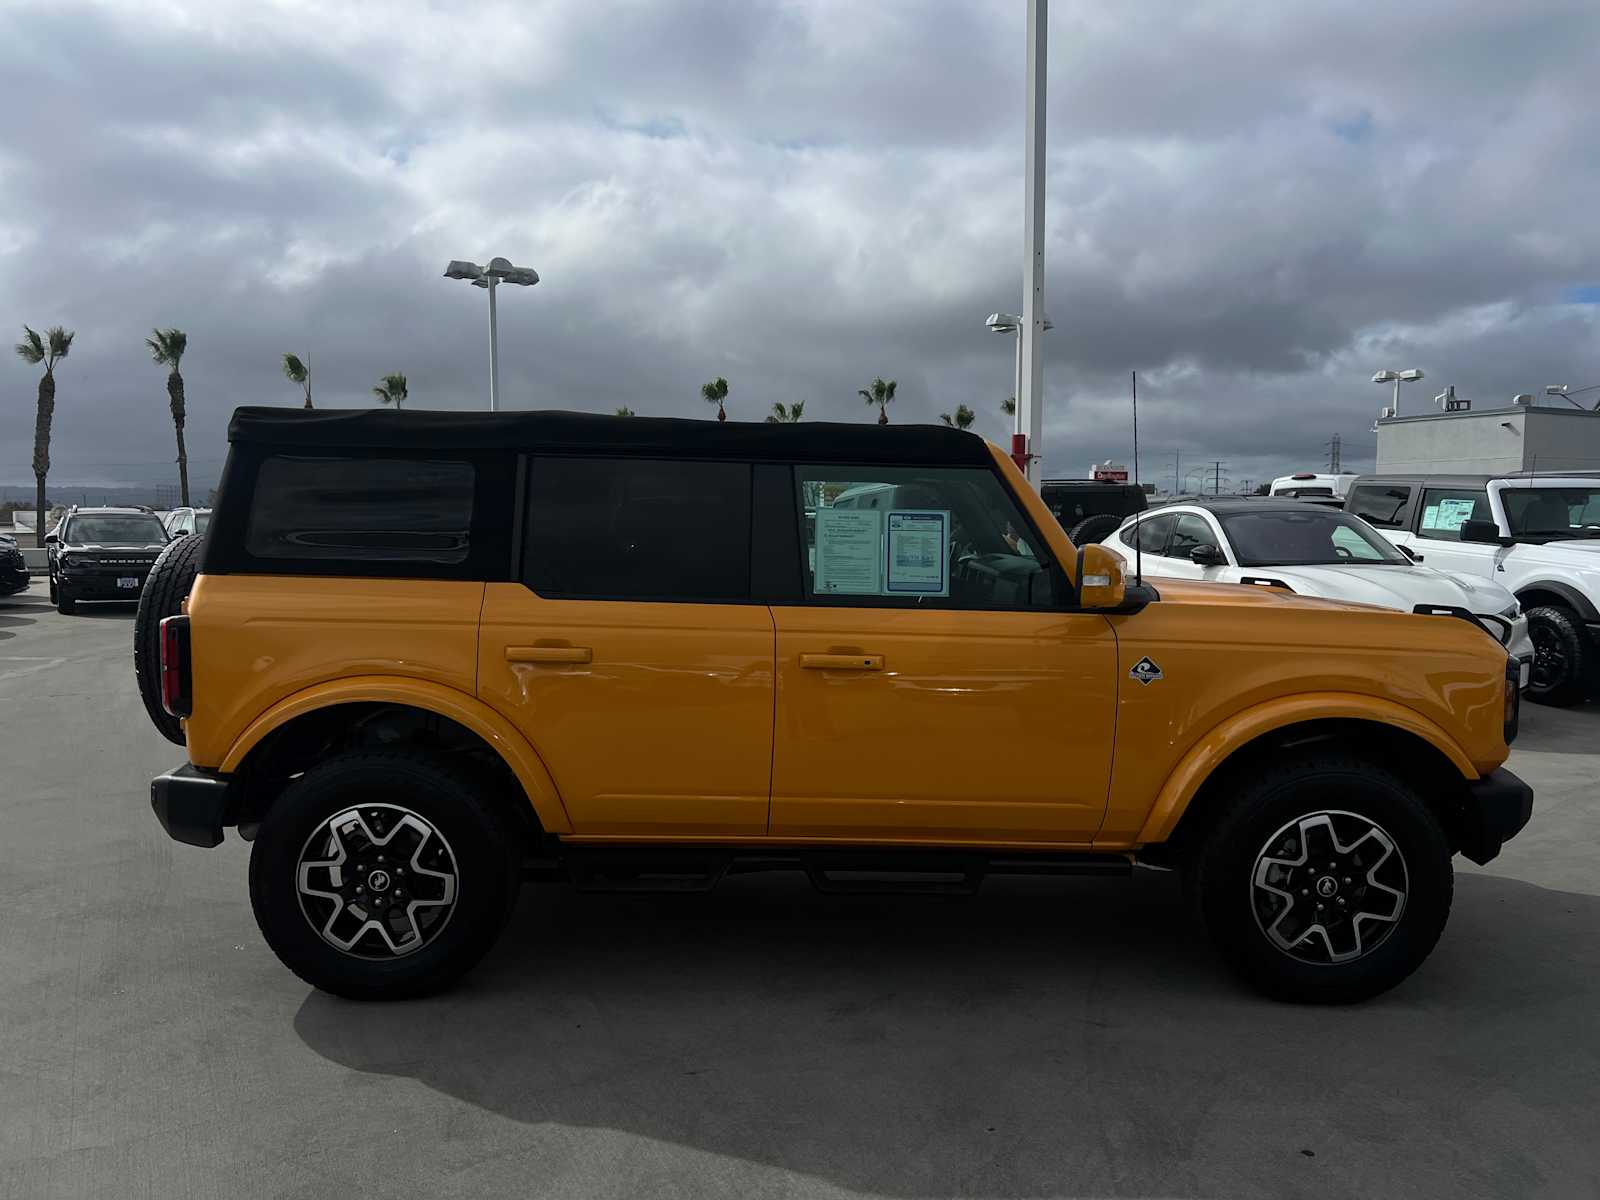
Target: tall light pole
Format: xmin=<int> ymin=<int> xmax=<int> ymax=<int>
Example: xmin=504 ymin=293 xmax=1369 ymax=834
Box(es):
xmin=986 ymin=312 xmax=1053 ymax=438
xmin=1371 ymin=368 xmax=1424 ymax=415
xmin=445 ymin=257 xmax=540 ymax=411
xmin=1018 ymin=0 xmax=1048 ymax=486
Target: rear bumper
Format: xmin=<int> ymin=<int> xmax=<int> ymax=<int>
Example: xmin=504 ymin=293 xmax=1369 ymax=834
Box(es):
xmin=1456 ymin=767 xmax=1533 ymax=866
xmin=150 ymin=764 xmax=235 ymax=848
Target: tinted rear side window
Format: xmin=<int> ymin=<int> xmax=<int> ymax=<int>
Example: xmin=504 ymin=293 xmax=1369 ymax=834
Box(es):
xmin=1348 ymin=484 xmax=1411 ymax=529
xmin=246 ymin=456 xmax=475 ymax=564
xmin=524 ymin=457 xmax=752 ymax=601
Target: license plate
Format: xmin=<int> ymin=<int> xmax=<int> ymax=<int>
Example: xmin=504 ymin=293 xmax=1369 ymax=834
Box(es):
xmin=118 ymin=577 xmax=140 ymax=589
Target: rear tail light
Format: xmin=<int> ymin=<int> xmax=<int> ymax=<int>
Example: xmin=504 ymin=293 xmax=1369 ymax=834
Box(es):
xmin=159 ymin=615 xmax=192 ymax=718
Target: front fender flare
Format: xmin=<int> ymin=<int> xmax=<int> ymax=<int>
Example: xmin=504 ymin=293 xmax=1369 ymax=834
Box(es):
xmin=1515 ymin=579 xmax=1600 ymax=624
xmin=219 ymin=675 xmax=573 ymax=833
xmin=1132 ymin=692 xmax=1480 ymax=845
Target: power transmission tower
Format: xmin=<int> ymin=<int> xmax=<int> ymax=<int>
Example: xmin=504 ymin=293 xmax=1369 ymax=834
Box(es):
xmin=1326 ymin=434 xmax=1342 ymax=473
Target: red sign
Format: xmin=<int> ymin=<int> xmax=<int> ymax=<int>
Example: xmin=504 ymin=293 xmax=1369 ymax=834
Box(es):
xmin=1091 ymin=464 xmax=1129 ymax=482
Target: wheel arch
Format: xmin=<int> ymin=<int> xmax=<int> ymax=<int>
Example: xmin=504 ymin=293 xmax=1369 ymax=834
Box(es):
xmin=220 ymin=676 xmax=572 ymax=833
xmin=1515 ymin=579 xmax=1599 ymax=623
xmin=1135 ymin=696 xmax=1479 ymax=850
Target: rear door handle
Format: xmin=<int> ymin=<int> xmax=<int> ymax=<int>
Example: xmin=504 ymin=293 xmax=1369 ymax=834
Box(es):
xmin=505 ymin=645 xmax=592 ymax=664
xmin=799 ymin=653 xmax=884 ymax=671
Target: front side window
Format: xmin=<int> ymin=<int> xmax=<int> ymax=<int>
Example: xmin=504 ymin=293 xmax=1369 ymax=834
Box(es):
xmin=524 ymin=457 xmax=752 ymax=601
xmin=1120 ymin=513 xmax=1174 ymax=554
xmin=65 ymin=516 xmax=167 ymax=544
xmin=1348 ymin=484 xmax=1411 ymax=529
xmin=1219 ymin=510 xmax=1408 ymax=566
xmin=246 ymin=456 xmax=474 ymax=564
xmin=796 ymin=465 xmax=1057 ymax=609
xmin=1167 ymin=513 xmax=1217 ymax=558
xmin=1417 ymin=488 xmax=1492 ymax=542
xmin=1500 ymin=486 xmax=1600 ymax=538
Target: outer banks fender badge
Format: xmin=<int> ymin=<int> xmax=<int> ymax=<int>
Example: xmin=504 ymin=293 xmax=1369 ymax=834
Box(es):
xmin=1129 ymin=656 xmax=1163 ymax=686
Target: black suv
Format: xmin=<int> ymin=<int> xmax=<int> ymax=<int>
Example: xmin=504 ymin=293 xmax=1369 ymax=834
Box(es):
xmin=47 ymin=507 xmax=170 ymax=613
xmin=0 ymin=534 xmax=28 ymax=595
xmin=1039 ymin=479 xmax=1149 ymax=546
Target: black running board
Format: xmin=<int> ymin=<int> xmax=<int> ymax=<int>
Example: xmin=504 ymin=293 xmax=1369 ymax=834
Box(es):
xmin=547 ymin=846 xmax=1131 ymax=895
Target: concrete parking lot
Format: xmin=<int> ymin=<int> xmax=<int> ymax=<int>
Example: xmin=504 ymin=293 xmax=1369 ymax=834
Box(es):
xmin=1 ymin=579 xmax=1596 ymax=1199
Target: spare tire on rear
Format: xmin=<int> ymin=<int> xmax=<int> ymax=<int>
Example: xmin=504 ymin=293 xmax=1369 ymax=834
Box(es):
xmin=135 ymin=533 xmax=205 ymax=745
xmin=1066 ymin=513 xmax=1123 ymax=547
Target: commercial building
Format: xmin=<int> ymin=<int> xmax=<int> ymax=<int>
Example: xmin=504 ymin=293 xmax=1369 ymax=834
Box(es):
xmin=1375 ymin=403 xmax=1600 ymax=475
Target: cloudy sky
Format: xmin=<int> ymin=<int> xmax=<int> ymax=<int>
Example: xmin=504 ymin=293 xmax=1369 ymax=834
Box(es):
xmin=4 ymin=0 xmax=1599 ymax=495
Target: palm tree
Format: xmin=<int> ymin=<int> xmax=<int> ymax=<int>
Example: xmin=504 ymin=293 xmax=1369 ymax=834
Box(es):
xmin=282 ymin=353 xmax=312 ymax=408
xmin=372 ymin=372 xmax=408 ymax=410
xmin=615 ymin=405 xmax=636 ymax=417
xmin=701 ymin=376 xmax=729 ymax=421
xmin=1001 ymin=396 xmax=1016 ymax=417
xmin=859 ymin=377 xmax=896 ymax=424
xmin=146 ymin=328 xmax=191 ymax=506
xmin=765 ymin=401 xmax=804 ymax=423
xmin=14 ymin=325 xmax=74 ymax=547
xmin=941 ymin=403 xmax=976 ymax=430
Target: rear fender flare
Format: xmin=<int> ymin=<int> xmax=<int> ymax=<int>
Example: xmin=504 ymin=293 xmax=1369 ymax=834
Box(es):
xmin=1133 ymin=692 xmax=1479 ymax=845
xmin=219 ymin=675 xmax=573 ymax=832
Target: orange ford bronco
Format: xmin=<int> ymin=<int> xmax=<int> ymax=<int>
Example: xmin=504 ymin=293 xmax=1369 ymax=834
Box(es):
xmin=143 ymin=408 xmax=1531 ymax=1002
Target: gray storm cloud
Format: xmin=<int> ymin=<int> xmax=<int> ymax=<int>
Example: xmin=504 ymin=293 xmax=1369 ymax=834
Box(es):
xmin=3 ymin=0 xmax=1598 ymax=493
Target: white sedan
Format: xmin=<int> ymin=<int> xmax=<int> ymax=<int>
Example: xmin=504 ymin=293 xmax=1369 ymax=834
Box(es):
xmin=1101 ymin=500 xmax=1535 ymax=687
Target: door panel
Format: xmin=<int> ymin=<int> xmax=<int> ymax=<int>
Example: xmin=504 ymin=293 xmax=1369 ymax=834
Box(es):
xmin=770 ymin=606 xmax=1118 ymax=843
xmin=479 ymin=584 xmax=775 ymax=837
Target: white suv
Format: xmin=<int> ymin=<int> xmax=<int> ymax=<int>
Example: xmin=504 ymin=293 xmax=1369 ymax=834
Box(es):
xmin=1100 ymin=499 xmax=1533 ymax=688
xmin=1347 ymin=475 xmax=1600 ymax=705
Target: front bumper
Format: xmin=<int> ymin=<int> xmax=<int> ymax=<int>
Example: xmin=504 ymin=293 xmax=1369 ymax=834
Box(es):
xmin=58 ymin=570 xmax=152 ymax=599
xmin=151 ymin=764 xmax=236 ymax=848
xmin=1456 ymin=767 xmax=1533 ymax=866
xmin=1506 ymin=614 xmax=1534 ymax=690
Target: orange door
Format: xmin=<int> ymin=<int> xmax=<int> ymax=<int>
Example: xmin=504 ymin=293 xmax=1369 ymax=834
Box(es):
xmin=770 ymin=606 xmax=1118 ymax=843
xmin=478 ymin=586 xmax=775 ymax=838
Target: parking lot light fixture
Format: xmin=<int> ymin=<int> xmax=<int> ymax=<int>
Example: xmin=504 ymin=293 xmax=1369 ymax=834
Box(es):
xmin=1372 ymin=367 xmax=1424 ymax=415
xmin=1546 ymin=383 xmax=1600 ymax=411
xmin=445 ymin=257 xmax=540 ymax=412
xmin=987 ymin=311 xmax=1053 ymax=437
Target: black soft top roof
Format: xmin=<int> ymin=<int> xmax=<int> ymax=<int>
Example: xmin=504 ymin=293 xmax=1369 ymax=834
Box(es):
xmin=227 ymin=407 xmax=994 ymax=466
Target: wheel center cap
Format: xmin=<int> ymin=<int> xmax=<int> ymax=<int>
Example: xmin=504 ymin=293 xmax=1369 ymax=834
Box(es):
xmin=1315 ymin=874 xmax=1339 ymax=898
xmin=367 ymin=869 xmax=392 ymax=893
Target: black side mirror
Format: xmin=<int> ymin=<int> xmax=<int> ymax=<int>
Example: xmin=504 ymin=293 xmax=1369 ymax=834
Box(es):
xmin=1397 ymin=544 xmax=1423 ymax=563
xmin=1190 ymin=543 xmax=1226 ymax=567
xmin=1460 ymin=519 xmax=1509 ymax=546
xmin=43 ymin=533 xmax=57 ymax=546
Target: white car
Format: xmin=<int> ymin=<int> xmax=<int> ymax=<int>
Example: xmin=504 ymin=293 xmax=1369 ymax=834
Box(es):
xmin=1101 ymin=499 xmax=1534 ymax=688
xmin=1348 ymin=474 xmax=1600 ymax=705
xmin=163 ymin=506 xmax=211 ymax=538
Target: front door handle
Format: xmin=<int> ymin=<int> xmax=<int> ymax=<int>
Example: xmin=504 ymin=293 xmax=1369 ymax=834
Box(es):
xmin=505 ymin=645 xmax=592 ymax=664
xmin=799 ymin=653 xmax=884 ymax=671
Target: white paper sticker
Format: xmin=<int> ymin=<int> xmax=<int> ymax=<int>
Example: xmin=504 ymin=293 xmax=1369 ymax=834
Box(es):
xmin=814 ymin=507 xmax=883 ymax=594
xmin=1421 ymin=504 xmax=1440 ymax=530
xmin=1435 ymin=498 xmax=1476 ymax=531
xmin=884 ymin=510 xmax=950 ymax=595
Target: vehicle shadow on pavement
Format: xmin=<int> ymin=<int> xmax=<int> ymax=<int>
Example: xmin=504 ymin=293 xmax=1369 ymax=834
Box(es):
xmin=293 ymin=869 xmax=1600 ymax=1197
xmin=0 ymin=613 xmax=38 ymax=641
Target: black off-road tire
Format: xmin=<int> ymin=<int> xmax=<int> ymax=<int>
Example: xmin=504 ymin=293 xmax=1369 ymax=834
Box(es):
xmin=134 ymin=533 xmax=204 ymax=744
xmin=1067 ymin=513 xmax=1123 ymax=546
xmin=1525 ymin=605 xmax=1589 ymax=707
xmin=1188 ymin=753 xmax=1453 ymax=1004
xmin=47 ymin=576 xmax=57 ymax=604
xmin=56 ymin=588 xmax=76 ymax=614
xmin=249 ymin=751 xmax=521 ymax=1001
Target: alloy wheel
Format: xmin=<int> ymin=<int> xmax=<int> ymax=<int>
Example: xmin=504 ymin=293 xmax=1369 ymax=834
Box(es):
xmin=1250 ymin=810 xmax=1408 ymax=964
xmin=296 ymin=804 xmax=459 ymax=959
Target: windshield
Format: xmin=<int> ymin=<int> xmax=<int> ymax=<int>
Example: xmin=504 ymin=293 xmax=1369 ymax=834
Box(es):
xmin=194 ymin=511 xmax=211 ymax=533
xmin=1500 ymin=487 xmax=1600 ymax=538
xmin=1220 ymin=509 xmax=1408 ymax=567
xmin=65 ymin=516 xmax=168 ymax=544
